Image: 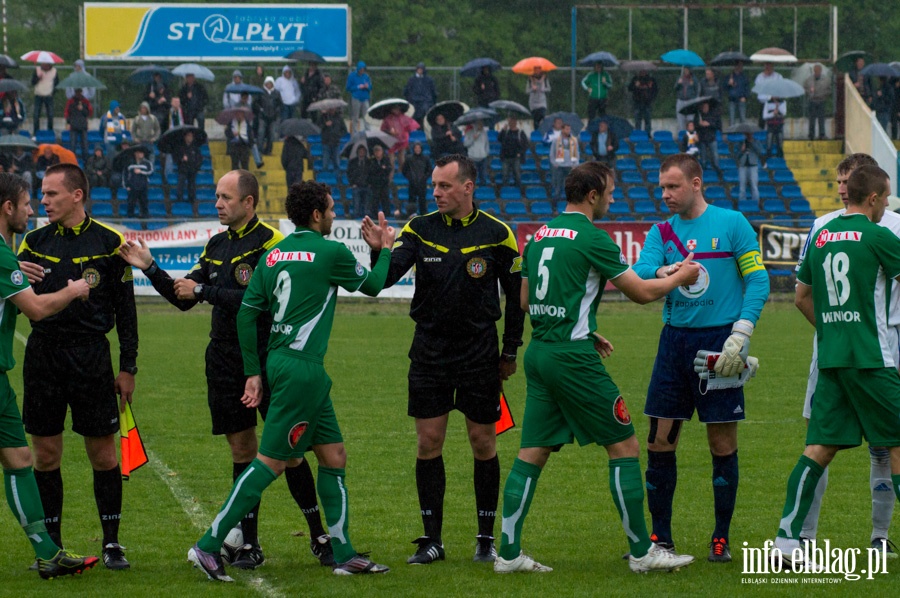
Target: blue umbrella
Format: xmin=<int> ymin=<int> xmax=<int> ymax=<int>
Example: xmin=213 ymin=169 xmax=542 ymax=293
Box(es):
xmin=661 ymin=49 xmax=705 ymax=68
xmin=128 ymin=65 xmax=174 ymax=85
xmin=224 ymin=83 xmax=265 ymax=95
xmin=539 ymin=112 xmax=583 ymax=135
xmin=579 ymin=51 xmax=619 ymax=67
xmin=587 ymin=116 xmax=633 ymax=141
xmin=460 ymin=57 xmax=501 ymax=77
xmin=860 ymin=63 xmax=900 ymax=78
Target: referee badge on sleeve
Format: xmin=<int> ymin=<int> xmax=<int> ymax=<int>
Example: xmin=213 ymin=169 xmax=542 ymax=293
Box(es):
xmin=234 ymin=263 xmax=253 ymax=286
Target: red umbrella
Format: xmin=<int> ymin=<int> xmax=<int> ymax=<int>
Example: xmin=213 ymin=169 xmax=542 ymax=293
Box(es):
xmin=20 ymin=50 xmax=64 ymax=64
xmin=512 ymin=57 xmax=557 ymax=76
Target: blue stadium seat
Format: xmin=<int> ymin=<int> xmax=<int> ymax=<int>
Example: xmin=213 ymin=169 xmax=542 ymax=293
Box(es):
xmin=89 ymin=201 xmax=114 ymax=217
xmin=633 ymin=200 xmax=657 ymax=214
xmin=737 ymin=200 xmax=759 ymax=214
xmin=170 ymin=202 xmax=194 ymax=217
xmin=499 ymin=186 xmax=521 ymax=200
xmin=722 ymin=170 xmax=740 ymax=184
xmin=617 ymin=141 xmax=631 ymax=154
xmin=307 ymin=135 xmax=322 ymax=144
xmin=579 ymin=131 xmax=592 ymax=143
xmin=609 ymin=201 xmax=631 ymax=216
xmin=646 ymin=171 xmax=660 ymax=185
xmin=392 ymin=173 xmax=408 ymax=186
xmin=87 ymin=131 xmax=103 ymax=143
xmin=330 ymin=187 xmax=343 ymax=200
xmin=310 ymin=145 xmax=323 ymax=157
xmin=147 ymin=202 xmax=167 ymax=217
xmin=313 ymin=159 xmax=324 ymax=171
xmin=318 ymin=172 xmax=338 ymax=185
xmin=633 ymin=142 xmax=655 ymax=155
xmin=767 ymin=158 xmax=787 ymax=170
xmin=142 ymin=220 xmax=168 ymax=230
xmin=474 ymin=187 xmax=495 ymax=201
xmin=726 ymin=133 xmax=746 ymax=144
xmin=396 ymin=187 xmax=409 ymax=201
xmin=148 ymin=188 xmax=165 ymax=201
xmin=658 ymin=141 xmax=679 ymax=155
xmin=706 ymin=186 xmax=727 ymax=200
xmin=148 ymin=173 xmax=164 ymax=186
xmin=196 ymin=188 xmax=217 ymax=201
xmin=535 ymin=144 xmax=549 ymax=156
xmin=652 ymin=131 xmax=674 ymax=142
xmin=628 ymin=130 xmax=650 ymax=142
xmin=759 ymin=185 xmax=778 ymax=199
xmin=529 ymin=131 xmax=544 ymax=143
xmin=612 ymin=188 xmax=624 ymax=200
xmin=753 ymin=131 xmax=767 ymax=143
xmin=197 ymin=202 xmax=218 ymax=217
xmin=719 ymin=158 xmax=737 ymax=170
xmin=653 ymin=187 xmax=663 ymax=201
xmin=770 ymin=214 xmax=796 ymax=226
xmin=487 ymin=130 xmax=498 ymax=142
xmin=504 ymin=200 xmax=527 ymax=215
xmin=627 ymin=187 xmax=650 ymax=201
xmin=409 ymin=130 xmax=426 ymax=143
xmin=772 ymin=169 xmax=796 ymax=183
xmin=616 ymin=158 xmax=638 ymax=171
xmin=197 ymin=172 xmax=215 ymax=186
xmin=704 ymin=171 xmax=720 ymax=183
xmin=621 ymin=171 xmax=644 ymax=184
xmin=790 ymin=199 xmax=813 ymax=214
xmin=530 ymin=201 xmax=553 ymax=216
xmin=640 ymin=158 xmax=661 ymax=172
xmin=91 ymin=187 xmax=112 ymax=201
xmin=199 ymin=145 xmax=211 ymax=157
xmin=521 ymin=172 xmax=541 ymax=185
xmin=525 ymin=186 xmax=548 ymax=200
xmin=713 ymin=199 xmax=735 ymax=210
xmin=763 ymin=200 xmax=787 ymax=214
xmin=333 ymin=201 xmax=345 ymax=217
xmin=35 ymin=130 xmax=56 ymax=143
xmin=489 ymin=144 xmax=501 ymax=157
xmin=490 ymin=158 xmax=502 ymax=171
xmin=782 ymin=185 xmax=804 ymax=199
xmin=479 ymin=201 xmax=500 ymax=213
xmin=521 ymin=158 xmax=538 ymax=171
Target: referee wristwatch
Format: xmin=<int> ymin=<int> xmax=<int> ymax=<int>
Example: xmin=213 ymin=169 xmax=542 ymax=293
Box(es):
xmin=122 ymin=366 xmax=138 ymax=376
xmin=193 ymin=283 xmax=205 ymax=302
xmin=500 ymin=353 xmax=517 ymax=363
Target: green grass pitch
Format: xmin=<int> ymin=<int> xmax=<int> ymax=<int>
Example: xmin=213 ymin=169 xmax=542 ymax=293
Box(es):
xmin=0 ymin=298 xmax=893 ymax=595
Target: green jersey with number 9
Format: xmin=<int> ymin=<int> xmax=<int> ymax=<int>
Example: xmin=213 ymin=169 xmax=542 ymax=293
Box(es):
xmin=522 ymin=212 xmax=628 ymax=343
xmin=796 ymin=213 xmax=900 ymax=369
xmin=238 ymin=228 xmax=392 ymax=375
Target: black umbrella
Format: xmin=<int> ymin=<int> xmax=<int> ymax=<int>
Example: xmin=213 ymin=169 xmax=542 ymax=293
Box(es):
xmin=725 ymin=122 xmax=763 ymax=134
xmin=157 ymin=126 xmax=208 ymax=154
xmin=129 ymin=65 xmax=174 ymax=85
xmin=454 ymin=108 xmax=498 ymax=127
xmin=460 ymin=57 xmax=501 ymax=77
xmin=0 ymin=80 xmax=26 ymax=94
xmin=538 ymin=112 xmax=583 ymax=135
xmin=587 ymin=115 xmax=633 ymax=141
xmin=488 ymin=99 xmax=531 ymax=117
xmin=709 ymin=51 xmax=750 ymax=66
xmin=620 ymin=60 xmax=657 ymax=72
xmin=579 ymin=51 xmax=619 ymax=67
xmin=215 ymin=107 xmax=253 ymax=125
xmin=367 ymin=98 xmax=410 ymax=120
xmin=285 ymin=50 xmax=326 ymax=63
xmin=678 ymin=95 xmax=721 ymax=115
xmin=112 ymin=144 xmax=153 ymax=172
xmin=835 ymin=50 xmax=873 ymax=72
xmin=280 ymin=118 xmax=321 ymax=138
xmin=0 ymin=55 xmax=17 ymax=69
xmin=340 ymin=131 xmax=397 ymax=158
xmin=860 ymin=63 xmax=900 ymax=78
xmin=426 ymin=100 xmax=468 ymax=127
xmin=224 ymin=83 xmax=265 ymax=95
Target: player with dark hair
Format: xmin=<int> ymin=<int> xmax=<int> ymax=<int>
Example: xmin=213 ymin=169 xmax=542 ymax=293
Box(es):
xmin=187 ymin=181 xmax=396 ymax=581
xmin=495 ymin=161 xmax=699 ymax=573
xmin=17 ymin=163 xmax=138 ymax=570
xmin=0 ymin=172 xmax=98 ymax=579
xmin=119 ymin=169 xmax=334 ymax=569
xmin=775 ymin=164 xmax=900 ymax=568
xmin=364 ymin=153 xmax=525 ymax=564
xmin=632 ymin=153 xmax=770 ymax=563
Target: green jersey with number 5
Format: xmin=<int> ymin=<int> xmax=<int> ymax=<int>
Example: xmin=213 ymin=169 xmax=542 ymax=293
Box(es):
xmin=522 ymin=212 xmax=629 ymax=343
xmin=796 ymin=213 xmax=900 ymax=369
xmin=238 ymin=228 xmax=391 ymax=374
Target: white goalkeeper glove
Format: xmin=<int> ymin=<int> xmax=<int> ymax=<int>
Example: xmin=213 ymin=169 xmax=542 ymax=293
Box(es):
xmin=714 ymin=319 xmax=754 ymax=377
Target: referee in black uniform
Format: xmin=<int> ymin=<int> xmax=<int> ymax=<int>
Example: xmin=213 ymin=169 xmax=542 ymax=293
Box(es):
xmin=18 ymin=163 xmax=137 ymax=570
xmin=365 ymin=154 xmax=524 ymax=564
xmin=118 ymin=170 xmax=333 ymax=569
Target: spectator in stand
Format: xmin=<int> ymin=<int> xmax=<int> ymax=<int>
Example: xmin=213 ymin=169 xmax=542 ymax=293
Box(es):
xmin=848 ymin=57 xmax=865 ymax=96
xmin=763 ymin=97 xmax=787 ymax=162
xmin=175 ymin=130 xmax=204 ymax=212
xmin=250 ymin=65 xmax=267 ymax=89
xmin=179 ymin=73 xmax=209 ymax=131
xmin=463 ymin=119 xmax=490 ymax=186
xmin=402 ymin=142 xmax=431 ymax=216
xmin=65 ymin=59 xmax=95 ymax=102
xmin=167 ymin=96 xmax=185 ymax=129
xmin=346 ymin=62 xmax=372 ymax=133
xmin=628 ymin=69 xmax=658 ymax=133
xmin=315 ymin=72 xmax=343 ymax=102
xmin=735 ymin=132 xmax=763 ymax=207
xmin=31 ymin=61 xmax=58 ymax=135
xmin=367 ymin=144 xmax=394 ymax=217
xmin=694 ymin=101 xmax=723 ymax=179
xmin=256 ymin=77 xmax=282 ymax=156
xmin=591 ymin=119 xmax=617 ymax=167
xmin=581 ymin=63 xmax=612 ymax=121
xmin=223 ymin=70 xmax=249 ymax=109
xmin=35 ymin=146 xmax=59 ymax=188
xmin=430 ymin=113 xmax=465 ymax=160
xmin=282 ymin=135 xmax=310 ymax=187
xmin=473 ymin=66 xmax=500 ymax=108
xmin=498 ymin=115 xmax=529 ymax=188
xmin=319 ymin=107 xmax=346 ymax=173
xmin=675 ymin=68 xmax=700 ymax=131
xmin=381 ymin=105 xmax=419 ymax=170
xmin=872 ymin=76 xmax=894 ymax=131
xmin=404 ymin=63 xmax=438 ymax=128
xmin=85 ymin=144 xmax=110 ymax=192
xmin=804 ymin=64 xmax=831 ymax=140
xmin=549 ymin=124 xmax=579 ymax=201
xmin=754 ymin=62 xmax=782 ymax=128
xmin=235 ymin=93 xmax=264 ymax=169
xmin=99 ymin=100 xmax=127 ymax=158
xmin=543 ymin=117 xmax=563 ymax=144
xmin=64 ymin=89 xmax=92 ymax=163
xmin=125 ymin=147 xmax=153 ymax=223
xmin=9 ymin=147 xmax=33 ymax=197
xmin=275 ymin=66 xmax=301 ymax=121
xmin=146 ymin=72 xmax=171 ymax=132
xmin=700 ymin=68 xmax=722 ymax=102
xmin=0 ymin=91 xmax=25 ymax=134
xmin=680 ymin=121 xmax=700 ymax=156
xmin=347 ymin=144 xmax=370 ymax=218
xmin=527 ymin=66 xmax=551 ymax=129
xmin=131 ymin=102 xmax=160 ymax=166
xmin=225 ymin=110 xmax=254 ymax=171
xmin=299 ymin=62 xmax=324 ymax=119
xmin=725 ymin=62 xmax=750 ymax=127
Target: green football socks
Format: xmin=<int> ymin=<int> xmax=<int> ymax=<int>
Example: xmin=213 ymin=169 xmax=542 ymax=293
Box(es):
xmin=317 ymin=466 xmax=356 ymax=564
xmin=499 ymin=458 xmax=542 ymax=561
xmin=777 ymin=455 xmax=825 ymax=540
xmin=609 ymin=457 xmax=652 ymax=559
xmin=4 ymin=466 xmax=59 ymax=559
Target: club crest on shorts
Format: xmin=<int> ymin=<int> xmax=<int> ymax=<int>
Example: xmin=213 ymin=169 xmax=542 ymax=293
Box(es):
xmin=82 ymin=267 xmax=101 ymax=288
xmin=613 ymin=396 xmax=631 ymax=425
xmin=234 ymin=263 xmax=253 ymax=286
xmin=466 ymin=257 xmax=487 ymax=278
xmin=288 ymin=421 xmax=309 ymax=449
xmin=10 ymin=269 xmax=23 ymax=286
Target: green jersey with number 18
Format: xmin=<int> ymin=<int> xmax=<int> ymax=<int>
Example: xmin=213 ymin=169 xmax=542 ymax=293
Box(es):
xmin=522 ymin=212 xmax=628 ymax=343
xmin=796 ymin=213 xmax=900 ymax=369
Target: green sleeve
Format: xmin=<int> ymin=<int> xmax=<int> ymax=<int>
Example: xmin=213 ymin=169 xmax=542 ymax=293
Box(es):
xmin=796 ymin=246 xmax=812 ymax=286
xmin=357 ymin=248 xmax=392 ymax=296
xmin=588 ymin=229 xmax=629 ymax=279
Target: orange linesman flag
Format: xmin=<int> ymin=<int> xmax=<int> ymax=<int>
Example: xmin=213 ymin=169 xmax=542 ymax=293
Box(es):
xmin=119 ymin=403 xmax=148 ymax=480
xmin=496 ymin=390 xmax=515 ymax=435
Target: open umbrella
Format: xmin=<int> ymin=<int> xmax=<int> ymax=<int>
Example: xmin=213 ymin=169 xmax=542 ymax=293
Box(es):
xmin=539 ymin=112 xmax=583 ymax=135
xmin=340 ymin=130 xmax=397 ymax=158
xmin=751 ymin=78 xmax=805 ymax=99
xmin=367 ymin=98 xmax=410 ymax=120
xmin=280 ymin=118 xmax=321 ymax=138
xmin=587 ymin=115 xmax=633 ymax=140
xmin=285 ymin=50 xmax=326 ymax=63
xmin=57 ymin=71 xmax=107 ymax=90
xmin=620 ymin=60 xmax=657 ymax=72
xmin=129 ymin=65 xmax=174 ymax=85
xmin=454 ymin=108 xmax=498 ymax=127
xmin=0 ymin=80 xmax=26 ymax=94
xmin=215 ymin=107 xmax=252 ymax=126
xmin=579 ymin=51 xmax=619 ymax=67
xmin=34 ymin=143 xmax=77 ymax=165
xmin=860 ymin=63 xmax=900 ymax=78
xmin=172 ymin=63 xmax=215 ymax=82
xmin=488 ymin=99 xmax=531 ymax=117
xmin=661 ymin=49 xmax=705 ymax=67
xmin=307 ymin=98 xmax=347 ymax=112
xmin=0 ymin=55 xmax=17 ymax=68
xmin=224 ymin=83 xmax=265 ymax=95
xmin=725 ymin=122 xmax=763 ymax=134
xmin=750 ymin=48 xmax=797 ymax=64
xmin=460 ymin=57 xmax=501 ymax=77
xmin=156 ymin=126 xmax=208 ymax=155
xmin=426 ymin=100 xmax=468 ymax=128
xmin=678 ymin=96 xmax=721 ymax=115
xmin=835 ymin=50 xmax=873 ymax=72
xmin=710 ymin=51 xmax=750 ymax=66
xmin=511 ymin=57 xmax=557 ymax=75
xmin=0 ymin=134 xmax=36 ymax=149
xmin=112 ymin=144 xmax=153 ymax=172
xmin=20 ymin=50 xmax=63 ymax=64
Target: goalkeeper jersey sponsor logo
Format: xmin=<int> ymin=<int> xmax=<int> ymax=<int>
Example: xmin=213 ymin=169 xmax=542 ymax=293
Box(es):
xmin=266 ymin=248 xmax=316 ymax=267
xmin=676 ymin=263 xmax=710 ymax=299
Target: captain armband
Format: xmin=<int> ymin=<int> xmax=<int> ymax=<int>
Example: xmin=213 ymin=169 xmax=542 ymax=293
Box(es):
xmin=737 ymin=250 xmax=765 ymax=276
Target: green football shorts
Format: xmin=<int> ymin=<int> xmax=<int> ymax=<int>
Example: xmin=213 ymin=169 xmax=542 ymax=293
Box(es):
xmin=259 ymin=349 xmax=344 ymax=461
xmin=0 ymin=373 xmax=27 ymax=449
xmin=521 ymin=339 xmax=636 ymax=449
xmin=807 ymin=367 xmax=900 ymax=448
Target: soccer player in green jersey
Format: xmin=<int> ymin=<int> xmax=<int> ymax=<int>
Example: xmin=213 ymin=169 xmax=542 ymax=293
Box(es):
xmin=0 ymin=172 xmax=99 ymax=579
xmin=775 ymin=164 xmax=900 ymax=568
xmin=495 ymin=161 xmax=699 ymax=574
xmin=188 ymin=181 xmax=397 ymax=581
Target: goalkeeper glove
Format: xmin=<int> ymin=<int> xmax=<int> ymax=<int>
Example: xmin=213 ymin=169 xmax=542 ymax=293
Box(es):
xmin=714 ymin=319 xmax=754 ymax=377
